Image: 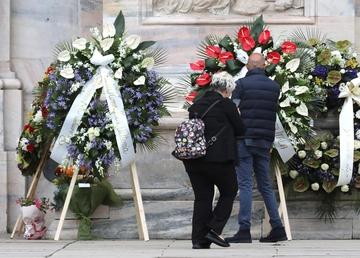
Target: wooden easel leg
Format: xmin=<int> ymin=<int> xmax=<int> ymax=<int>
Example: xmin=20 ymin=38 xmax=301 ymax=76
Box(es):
xmin=264 ymin=163 xmax=292 ymax=240
xmin=129 ymin=161 xmax=149 ymax=241
xmin=10 ymin=141 xmax=52 ymax=239
xmin=274 ymin=164 xmax=292 ymax=240
xmin=54 ymin=166 xmax=79 ymax=241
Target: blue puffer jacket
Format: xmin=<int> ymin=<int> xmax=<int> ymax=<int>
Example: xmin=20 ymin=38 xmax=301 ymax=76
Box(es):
xmin=231 ymin=68 xmax=280 ymax=142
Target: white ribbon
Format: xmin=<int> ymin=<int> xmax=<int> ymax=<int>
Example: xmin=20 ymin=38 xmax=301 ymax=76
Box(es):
xmin=337 ymin=77 xmax=360 ymax=186
xmin=51 ymin=49 xmax=136 ymax=168
xmin=274 ymin=115 xmax=296 ymax=163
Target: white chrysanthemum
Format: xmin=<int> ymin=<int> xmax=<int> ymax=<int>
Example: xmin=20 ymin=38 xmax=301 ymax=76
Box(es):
xmin=19 ymin=138 xmax=29 ymax=151
xmin=314 ymin=150 xmax=323 ymax=159
xmin=33 ymin=110 xmax=44 ymax=122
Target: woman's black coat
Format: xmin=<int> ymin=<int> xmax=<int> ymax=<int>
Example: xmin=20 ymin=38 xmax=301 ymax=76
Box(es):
xmin=185 ymin=91 xmax=247 ymax=166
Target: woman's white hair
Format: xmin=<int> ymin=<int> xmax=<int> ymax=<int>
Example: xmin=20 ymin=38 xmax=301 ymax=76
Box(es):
xmin=210 ymin=71 xmax=235 ymax=92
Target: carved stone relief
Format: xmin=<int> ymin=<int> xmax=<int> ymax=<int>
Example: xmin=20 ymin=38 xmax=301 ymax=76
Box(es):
xmin=153 ymin=0 xmax=304 ymax=16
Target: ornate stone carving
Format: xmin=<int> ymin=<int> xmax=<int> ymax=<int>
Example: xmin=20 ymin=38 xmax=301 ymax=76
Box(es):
xmin=154 ymin=0 xmax=231 ymax=16
xmin=231 ymin=0 xmax=269 ymax=15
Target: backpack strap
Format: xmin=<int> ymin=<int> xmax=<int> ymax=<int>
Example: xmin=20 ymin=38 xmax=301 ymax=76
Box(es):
xmin=207 ymin=124 xmax=229 ymax=147
xmin=200 ymin=99 xmax=221 ymax=119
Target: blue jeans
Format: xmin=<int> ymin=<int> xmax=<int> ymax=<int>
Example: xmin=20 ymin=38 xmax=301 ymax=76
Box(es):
xmin=236 ymin=139 xmax=283 ymax=230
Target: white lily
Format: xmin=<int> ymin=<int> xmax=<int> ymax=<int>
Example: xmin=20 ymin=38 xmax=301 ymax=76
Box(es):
xmin=134 ymin=75 xmax=145 ymax=85
xmin=60 ymin=67 xmax=74 ymax=79
xmin=72 ymin=38 xmax=87 ymax=50
xmin=236 ymin=49 xmax=248 ymax=64
xmin=296 ymin=102 xmax=308 ymax=116
xmin=100 ymin=38 xmax=114 ymax=52
xmin=282 ymin=81 xmax=289 ymax=93
xmin=58 ymin=50 xmax=70 ymax=62
xmin=286 ymin=58 xmax=300 ymax=72
xmin=125 ymin=35 xmax=141 ymax=50
xmin=103 ymin=22 xmax=116 ymax=38
xmin=114 ymin=67 xmax=123 ymax=79
xmin=141 ymin=57 xmax=154 ymax=70
xmin=279 ymin=98 xmax=290 ymax=107
xmin=295 ymin=86 xmax=309 ymax=95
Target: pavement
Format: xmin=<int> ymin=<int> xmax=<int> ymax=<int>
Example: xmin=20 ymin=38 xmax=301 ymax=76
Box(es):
xmin=1 ymin=233 xmax=360 ymax=258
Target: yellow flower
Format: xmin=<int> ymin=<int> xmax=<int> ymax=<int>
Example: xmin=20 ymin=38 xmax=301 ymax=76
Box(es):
xmin=315 ymin=77 xmax=323 ymax=85
xmin=347 ymin=58 xmax=358 ymax=69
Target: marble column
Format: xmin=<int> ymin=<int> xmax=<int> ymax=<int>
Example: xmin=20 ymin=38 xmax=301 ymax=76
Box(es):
xmin=0 ymin=0 xmax=23 ymax=233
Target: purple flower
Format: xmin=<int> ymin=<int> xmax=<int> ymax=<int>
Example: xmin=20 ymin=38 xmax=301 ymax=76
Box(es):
xmin=344 ymin=66 xmax=358 ymax=80
xmin=313 ymin=65 xmax=328 ymax=78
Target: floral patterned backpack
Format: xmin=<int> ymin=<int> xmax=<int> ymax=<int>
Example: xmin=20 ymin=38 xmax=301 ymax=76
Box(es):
xmin=172 ymin=99 xmax=227 ymax=160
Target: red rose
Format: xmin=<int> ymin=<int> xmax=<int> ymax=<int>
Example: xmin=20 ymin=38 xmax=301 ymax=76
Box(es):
xmin=259 ymin=30 xmax=271 ymax=44
xmin=26 ymin=144 xmax=35 ymax=153
xmin=185 ymin=92 xmax=198 ymax=102
xmin=240 ymin=36 xmax=255 ymax=51
xmin=238 ymin=27 xmax=250 ymax=42
xmin=24 ymin=124 xmax=34 ymax=134
xmin=196 ymin=73 xmax=211 ymax=86
xmin=190 ymin=61 xmax=205 ymax=71
xmin=282 ymin=41 xmax=297 ymax=54
xmin=206 ymin=46 xmax=221 ymax=58
xmin=266 ymin=52 xmax=281 ymax=64
xmin=219 ymin=52 xmax=234 ymax=64
xmin=42 ymin=108 xmax=49 ymax=118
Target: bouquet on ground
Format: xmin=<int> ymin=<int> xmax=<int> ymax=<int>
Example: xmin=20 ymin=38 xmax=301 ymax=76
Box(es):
xmin=16 ymin=197 xmax=54 ymax=239
xmin=53 ymin=162 xmax=123 ymax=240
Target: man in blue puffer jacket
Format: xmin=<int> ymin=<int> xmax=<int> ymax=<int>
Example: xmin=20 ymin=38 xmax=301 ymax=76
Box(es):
xmin=226 ymin=53 xmax=287 ymax=243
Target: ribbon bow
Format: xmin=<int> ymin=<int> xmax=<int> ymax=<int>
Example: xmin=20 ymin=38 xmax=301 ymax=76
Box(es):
xmin=51 ymin=48 xmax=136 ymax=169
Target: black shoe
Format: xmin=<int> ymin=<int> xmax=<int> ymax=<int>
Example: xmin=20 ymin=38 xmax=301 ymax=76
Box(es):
xmin=259 ymin=227 xmax=288 ymax=243
xmin=192 ymin=243 xmax=211 ymax=249
xmin=205 ymin=230 xmax=230 ymax=247
xmin=225 ymin=229 xmax=252 ymax=243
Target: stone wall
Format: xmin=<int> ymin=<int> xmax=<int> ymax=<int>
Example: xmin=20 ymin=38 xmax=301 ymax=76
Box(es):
xmin=1 ymin=0 xmax=360 ymax=240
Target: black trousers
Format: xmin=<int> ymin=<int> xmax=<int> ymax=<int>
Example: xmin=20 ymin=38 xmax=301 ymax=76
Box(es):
xmin=183 ymin=161 xmax=238 ymax=244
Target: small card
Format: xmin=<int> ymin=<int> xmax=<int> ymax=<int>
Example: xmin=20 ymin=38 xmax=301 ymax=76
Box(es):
xmin=78 ymin=183 xmax=90 ymax=188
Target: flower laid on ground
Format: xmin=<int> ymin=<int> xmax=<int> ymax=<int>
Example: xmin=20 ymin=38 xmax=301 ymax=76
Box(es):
xmin=16 ymin=196 xmax=54 ymax=214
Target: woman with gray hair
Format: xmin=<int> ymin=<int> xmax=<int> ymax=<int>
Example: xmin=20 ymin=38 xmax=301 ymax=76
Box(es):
xmin=181 ymin=71 xmax=247 ymax=249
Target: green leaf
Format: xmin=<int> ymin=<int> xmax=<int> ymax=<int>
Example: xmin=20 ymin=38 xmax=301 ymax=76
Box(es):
xmin=324 ymin=149 xmax=339 ymax=158
xmin=89 ymin=148 xmax=99 ymax=159
xmin=293 ymin=177 xmax=310 ymax=192
xmin=322 ymin=180 xmax=337 ymax=193
xmin=114 ymin=10 xmax=125 ymax=37
xmin=204 ymin=58 xmax=221 ymax=72
xmin=354 ymin=151 xmax=360 ymax=162
xmin=302 ymin=158 xmax=320 ymax=168
xmin=226 ymin=60 xmax=243 ymax=75
xmin=219 ymin=35 xmax=233 ymax=52
xmin=250 ymin=15 xmax=264 ymax=39
xmin=134 ymin=41 xmax=156 ymax=52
